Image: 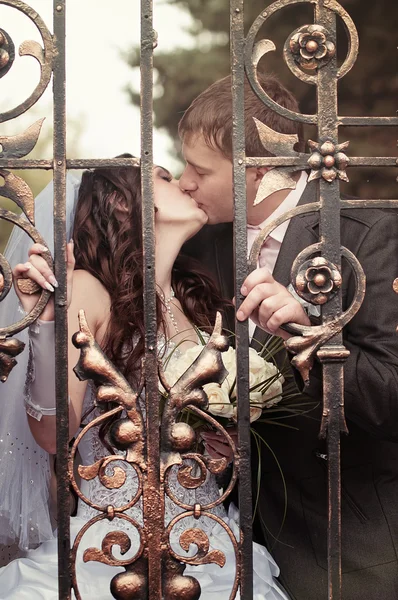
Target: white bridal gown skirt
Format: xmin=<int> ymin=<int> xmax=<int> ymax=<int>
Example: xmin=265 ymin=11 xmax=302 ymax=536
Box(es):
xmin=0 ymin=505 xmax=289 ymax=600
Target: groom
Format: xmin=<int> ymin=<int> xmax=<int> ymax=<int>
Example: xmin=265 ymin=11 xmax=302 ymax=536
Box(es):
xmin=180 ymin=73 xmax=398 ymax=600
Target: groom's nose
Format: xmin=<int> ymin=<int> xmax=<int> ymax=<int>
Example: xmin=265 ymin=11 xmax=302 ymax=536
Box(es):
xmin=179 ymin=167 xmax=198 ymax=192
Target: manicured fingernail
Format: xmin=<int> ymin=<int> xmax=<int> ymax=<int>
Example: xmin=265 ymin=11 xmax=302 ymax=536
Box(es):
xmin=241 ymin=285 xmax=248 ymax=296
xmin=24 ymin=262 xmax=31 ymax=270
xmin=49 ymin=276 xmax=58 ymax=287
xmin=38 ymin=244 xmax=48 ymax=252
xmin=69 ymin=238 xmax=74 ymax=245
xmin=237 ymin=310 xmax=245 ymax=320
xmin=45 ymin=282 xmax=55 ymax=292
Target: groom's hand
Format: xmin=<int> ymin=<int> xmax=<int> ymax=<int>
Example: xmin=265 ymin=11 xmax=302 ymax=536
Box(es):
xmin=236 ymin=266 xmax=310 ymax=339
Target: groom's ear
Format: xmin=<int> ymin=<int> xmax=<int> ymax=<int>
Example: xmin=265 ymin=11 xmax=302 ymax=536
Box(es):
xmin=246 ymin=166 xmax=270 ymax=192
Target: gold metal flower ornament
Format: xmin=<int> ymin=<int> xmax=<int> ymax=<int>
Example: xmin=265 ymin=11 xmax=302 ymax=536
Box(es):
xmin=0 ymin=29 xmax=15 ymax=78
xmin=289 ymin=24 xmax=336 ymax=71
xmin=295 ymin=256 xmax=342 ymax=305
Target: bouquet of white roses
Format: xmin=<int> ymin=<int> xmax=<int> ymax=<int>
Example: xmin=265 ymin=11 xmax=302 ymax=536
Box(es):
xmin=162 ymin=340 xmax=286 ymax=425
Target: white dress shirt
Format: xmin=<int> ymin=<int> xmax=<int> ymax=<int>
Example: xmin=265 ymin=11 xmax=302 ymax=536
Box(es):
xmin=246 ymin=170 xmax=308 ymax=339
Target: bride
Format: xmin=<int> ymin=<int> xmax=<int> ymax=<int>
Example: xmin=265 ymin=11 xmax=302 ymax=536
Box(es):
xmin=0 ymin=160 xmax=289 ymax=599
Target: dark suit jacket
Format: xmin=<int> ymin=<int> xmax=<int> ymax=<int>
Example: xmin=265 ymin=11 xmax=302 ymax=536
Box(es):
xmin=183 ymin=181 xmax=398 ymax=600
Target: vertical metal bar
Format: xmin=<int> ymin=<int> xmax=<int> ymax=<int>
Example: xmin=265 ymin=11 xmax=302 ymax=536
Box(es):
xmin=314 ymin=2 xmax=345 ymax=598
xmin=140 ymin=0 xmax=162 ymax=598
xmin=53 ymin=1 xmax=70 ymax=599
xmin=230 ymin=1 xmax=253 ymax=597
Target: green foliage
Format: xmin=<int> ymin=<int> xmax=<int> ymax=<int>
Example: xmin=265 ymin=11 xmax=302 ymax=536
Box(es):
xmin=126 ymin=0 xmax=397 ymax=196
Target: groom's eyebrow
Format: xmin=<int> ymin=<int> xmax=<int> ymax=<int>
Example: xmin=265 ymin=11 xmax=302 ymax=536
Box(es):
xmin=186 ymin=158 xmax=209 ymax=172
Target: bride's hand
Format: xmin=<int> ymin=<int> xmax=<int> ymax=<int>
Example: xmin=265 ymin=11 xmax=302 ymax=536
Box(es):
xmin=12 ymin=240 xmax=75 ymax=321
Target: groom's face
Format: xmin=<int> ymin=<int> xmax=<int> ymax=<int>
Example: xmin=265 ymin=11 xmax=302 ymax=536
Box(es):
xmin=179 ymin=134 xmax=235 ymax=224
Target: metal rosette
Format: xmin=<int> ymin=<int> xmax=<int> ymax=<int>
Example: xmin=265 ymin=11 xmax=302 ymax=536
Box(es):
xmin=0 ymin=26 xmax=15 ymax=78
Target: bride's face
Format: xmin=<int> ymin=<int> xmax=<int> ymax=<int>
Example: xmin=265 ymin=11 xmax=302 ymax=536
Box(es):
xmin=153 ymin=166 xmax=208 ymax=232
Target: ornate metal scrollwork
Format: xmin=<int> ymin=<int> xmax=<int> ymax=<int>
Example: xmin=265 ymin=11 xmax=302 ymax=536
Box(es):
xmin=0 ymin=0 xmax=56 ymax=381
xmin=69 ymin=310 xmax=239 ymax=598
xmin=0 ymin=0 xmax=54 ymax=124
xmin=0 ymin=169 xmax=53 ymax=380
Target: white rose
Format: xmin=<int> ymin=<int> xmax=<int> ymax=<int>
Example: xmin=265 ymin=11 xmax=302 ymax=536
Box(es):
xmin=232 ymin=404 xmax=262 ymax=423
xmin=248 ymin=347 xmax=267 ymax=373
xmin=249 ymin=355 xmax=285 ymax=408
xmin=220 ymin=347 xmax=237 ymax=393
xmin=162 ymin=344 xmax=203 ymax=388
xmin=203 ymin=382 xmax=234 ymax=418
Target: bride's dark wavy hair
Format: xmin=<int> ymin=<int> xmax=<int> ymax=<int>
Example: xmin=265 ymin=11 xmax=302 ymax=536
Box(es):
xmin=72 ymin=155 xmax=228 ymax=386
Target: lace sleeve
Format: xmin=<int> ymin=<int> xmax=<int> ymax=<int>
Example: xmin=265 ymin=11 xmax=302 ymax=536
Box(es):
xmin=24 ymin=321 xmax=57 ymax=421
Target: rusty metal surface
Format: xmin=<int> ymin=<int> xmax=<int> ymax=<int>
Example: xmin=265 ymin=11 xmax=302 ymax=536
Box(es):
xmin=0 ymin=119 xmax=45 ymax=159
xmin=52 ymin=2 xmax=71 ymax=599
xmin=140 ymin=0 xmax=164 ymax=596
xmin=230 ymin=1 xmax=253 ymax=597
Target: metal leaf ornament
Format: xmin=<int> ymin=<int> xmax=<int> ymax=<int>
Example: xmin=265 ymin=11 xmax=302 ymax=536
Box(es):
xmin=252 ymin=118 xmax=300 ymax=206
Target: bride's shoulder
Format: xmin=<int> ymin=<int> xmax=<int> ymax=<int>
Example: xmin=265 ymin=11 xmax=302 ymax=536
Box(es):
xmin=70 ymin=269 xmax=111 ymax=321
xmin=72 ymin=269 xmax=108 ymax=295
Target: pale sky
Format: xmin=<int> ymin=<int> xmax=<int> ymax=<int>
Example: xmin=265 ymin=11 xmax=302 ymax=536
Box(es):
xmin=0 ymin=0 xmax=195 ymax=172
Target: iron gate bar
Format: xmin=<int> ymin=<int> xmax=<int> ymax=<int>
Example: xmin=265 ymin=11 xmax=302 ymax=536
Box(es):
xmin=314 ymin=4 xmax=345 ymax=598
xmin=245 ymin=157 xmax=398 ymax=168
xmin=1 ymin=155 xmax=397 ymax=170
xmin=140 ymin=0 xmax=162 ymax=598
xmin=230 ymin=1 xmax=253 ymax=597
xmin=52 ymin=1 xmax=70 ymax=599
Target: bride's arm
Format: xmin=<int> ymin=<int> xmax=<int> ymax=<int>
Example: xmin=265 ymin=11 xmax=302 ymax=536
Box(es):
xmin=13 ymin=249 xmax=111 ymax=454
xmin=27 ymin=271 xmax=111 ymax=454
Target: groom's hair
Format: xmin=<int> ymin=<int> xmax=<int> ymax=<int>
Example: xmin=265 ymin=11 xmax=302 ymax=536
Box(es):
xmin=178 ymin=73 xmax=305 ymax=159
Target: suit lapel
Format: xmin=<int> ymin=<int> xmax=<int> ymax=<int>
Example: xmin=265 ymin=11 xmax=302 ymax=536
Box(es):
xmin=251 ymin=181 xmax=320 ymax=349
xmin=214 ymin=223 xmax=235 ymax=336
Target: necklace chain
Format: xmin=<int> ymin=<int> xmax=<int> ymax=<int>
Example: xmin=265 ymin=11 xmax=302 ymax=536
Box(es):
xmin=164 ymin=288 xmax=179 ymax=335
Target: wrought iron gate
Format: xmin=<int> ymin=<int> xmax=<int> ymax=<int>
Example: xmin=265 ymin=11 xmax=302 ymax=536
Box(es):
xmin=0 ymin=1 xmax=397 ymax=599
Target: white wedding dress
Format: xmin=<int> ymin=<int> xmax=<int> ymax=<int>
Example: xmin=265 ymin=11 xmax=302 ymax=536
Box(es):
xmin=0 ymin=338 xmax=289 ymax=600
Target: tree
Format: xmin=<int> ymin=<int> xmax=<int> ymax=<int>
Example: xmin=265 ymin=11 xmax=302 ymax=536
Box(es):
xmin=126 ymin=0 xmax=397 ymax=197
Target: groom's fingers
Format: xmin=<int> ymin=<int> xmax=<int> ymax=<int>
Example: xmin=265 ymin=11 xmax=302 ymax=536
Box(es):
xmin=236 ymin=282 xmax=275 ymax=321
xmin=240 ymin=266 xmax=273 ymax=296
xmin=258 ymin=297 xmax=310 ymax=337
